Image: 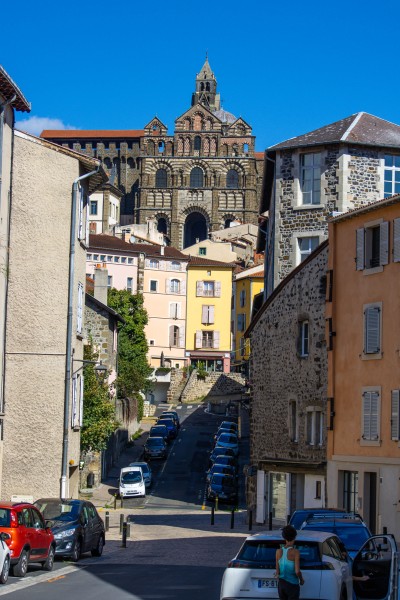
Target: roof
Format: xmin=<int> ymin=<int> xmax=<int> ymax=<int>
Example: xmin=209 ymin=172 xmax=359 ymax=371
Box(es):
xmin=269 ymin=112 xmax=400 ymax=151
xmin=41 ymin=129 xmax=144 ymax=139
xmin=88 ymin=234 xmax=187 ymax=259
xmin=329 ymin=193 xmax=400 ymax=223
xmin=245 ymin=240 xmax=328 ymax=337
xmin=129 ymin=243 xmax=188 ymax=260
xmin=85 ymin=293 xmax=125 ymax=324
xmin=213 ymin=108 xmax=236 ymax=124
xmin=254 ymin=152 xmax=264 ymax=160
xmin=188 ymin=256 xmax=237 ymax=269
xmin=0 ymin=65 xmax=30 ymax=112
xmin=197 ymin=56 xmax=215 ymax=80
xmin=235 ymin=267 xmax=264 ymax=280
xmin=244 ymin=530 xmax=341 ymax=543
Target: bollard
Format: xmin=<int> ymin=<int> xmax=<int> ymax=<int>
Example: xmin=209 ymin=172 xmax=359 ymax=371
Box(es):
xmin=105 ymin=511 xmax=110 ymax=532
xmin=121 ymin=521 xmax=127 ymax=548
xmin=249 ymin=510 xmax=253 ymax=531
xmin=120 ymin=513 xmax=125 ymax=534
xmin=230 ymin=508 xmax=235 ymax=529
xmin=268 ymin=511 xmax=272 ymax=531
xmin=113 ymin=495 xmax=117 ymax=510
xmin=211 ymin=505 xmax=215 ymax=525
xmin=215 ymin=496 xmax=219 ymax=511
xmin=120 ymin=496 xmax=124 ymax=509
xmin=126 ymin=522 xmax=131 ymax=538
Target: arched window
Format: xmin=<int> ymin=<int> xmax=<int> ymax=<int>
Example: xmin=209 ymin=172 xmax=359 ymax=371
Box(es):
xmin=243 ymin=143 xmax=249 ymax=154
xmin=190 ymin=167 xmax=204 ymax=188
xmin=194 ymin=136 xmax=201 ymax=151
xmin=227 ymin=169 xmax=239 ymax=189
xmin=200 ymin=83 xmax=204 ymax=91
xmin=155 ymin=168 xmax=167 ymax=188
xmin=225 ymin=218 xmax=233 ymax=229
xmin=206 ymin=82 xmax=210 ymax=91
xmin=170 ymin=279 xmax=180 ymax=293
xmin=158 ymin=141 xmax=165 ymax=153
xmin=157 ymin=218 xmax=167 ymax=234
xmin=149 ymin=259 xmax=159 ymax=269
xmin=169 ymin=325 xmax=180 ymax=347
xmin=103 ymin=157 xmax=112 ymax=169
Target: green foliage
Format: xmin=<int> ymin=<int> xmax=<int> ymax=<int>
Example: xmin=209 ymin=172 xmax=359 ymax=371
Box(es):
xmin=196 ymin=361 xmax=208 ymax=380
xmin=107 ymin=289 xmax=152 ymax=400
xmin=81 ymin=345 xmax=119 ymax=452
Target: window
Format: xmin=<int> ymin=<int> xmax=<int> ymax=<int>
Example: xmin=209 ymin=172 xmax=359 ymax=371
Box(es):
xmin=299 ymin=320 xmax=309 ymax=357
xmin=194 ymin=136 xmax=201 ymax=151
xmin=201 ymin=305 xmax=215 ymax=325
xmin=77 ymin=282 xmax=84 ymax=334
xmin=107 ymin=255 xmax=113 ymax=261
xmin=237 ymin=313 xmax=246 ymax=331
xmin=150 ymin=280 xmax=158 ymax=292
xmin=93 ymin=254 xmax=99 ymax=261
xmin=170 ymin=261 xmax=181 ymax=271
xmin=391 ymin=390 xmax=400 ymax=441
xmin=226 ymin=169 xmax=239 ymax=189
xmin=87 ymin=254 xmax=92 ymax=260
xmin=90 ymin=200 xmax=98 ymax=215
xmin=364 ymin=304 xmax=381 ymax=355
xmin=149 ymin=259 xmax=159 ymax=269
xmin=343 ymin=471 xmax=358 ymax=513
xmin=306 ymin=408 xmax=323 ymax=445
xmin=384 ymin=155 xmax=400 ymax=198
xmin=100 ymin=255 xmax=106 ymax=261
xmin=300 ymin=152 xmax=321 ymax=205
xmin=362 ymin=389 xmax=380 ymax=441
xmin=289 ymin=400 xmax=298 ymax=442
xmin=158 ymin=141 xmax=165 ymax=153
xmin=128 ymin=258 xmax=133 ymax=264
xmin=298 ymin=237 xmax=319 ymax=263
xmin=155 ymin=168 xmax=167 ymax=188
xmin=315 ymin=480 xmax=322 ymax=500
xmin=114 ymin=256 xmax=120 ymax=263
xmin=72 ymin=373 xmax=84 ymax=428
xmin=202 ymin=331 xmax=214 ymax=348
xmin=190 ymin=167 xmax=204 ymax=188
xmin=170 ymin=278 xmax=180 ymax=293
xmin=169 ymin=325 xmax=180 ymax=347
xmin=121 ymin=257 xmax=127 ymax=263
xmin=107 ymin=275 xmax=113 ymax=288
xmin=356 ymin=222 xmax=389 ymax=271
xmin=170 ymin=302 xmax=181 ymax=319
xmin=127 ymin=277 xmax=133 ymax=292
xmin=240 ymin=289 xmax=246 ymax=307
xmin=199 ymin=247 xmax=207 ymax=256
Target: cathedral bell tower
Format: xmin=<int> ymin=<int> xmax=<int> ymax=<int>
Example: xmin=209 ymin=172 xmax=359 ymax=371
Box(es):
xmin=191 ymin=55 xmax=221 ymax=112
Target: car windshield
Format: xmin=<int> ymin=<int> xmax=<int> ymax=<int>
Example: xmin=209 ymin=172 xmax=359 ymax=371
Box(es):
xmin=158 ymin=419 xmax=174 ymax=426
xmin=151 ymin=427 xmax=166 ymax=434
xmin=121 ymin=471 xmax=142 ymax=484
xmin=146 ymin=438 xmax=164 ymax=447
xmin=218 ymin=434 xmax=237 ymax=443
xmin=211 ymin=474 xmax=235 ymax=487
xmin=129 ymin=463 xmax=149 ymax=474
xmin=35 ymin=500 xmax=80 ymax=522
xmin=303 ymin=524 xmax=370 ymax=551
xmin=221 ymin=422 xmax=236 ymax=429
xmin=237 ymin=540 xmax=321 ymax=568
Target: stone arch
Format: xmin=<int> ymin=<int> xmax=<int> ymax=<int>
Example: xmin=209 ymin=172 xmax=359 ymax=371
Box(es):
xmin=147 ymin=140 xmax=155 ymax=155
xmin=204 ymin=137 xmax=210 ymax=155
xmin=206 ymin=118 xmax=213 ymax=130
xmin=151 ymin=211 xmax=170 ymax=237
xmin=182 ymin=207 xmax=210 ymax=248
xmin=184 ymin=118 xmax=191 ymax=130
xmin=221 ymin=143 xmax=228 ymax=157
xmin=221 ymin=213 xmax=240 ymax=229
xmin=193 ymin=113 xmax=203 ymax=131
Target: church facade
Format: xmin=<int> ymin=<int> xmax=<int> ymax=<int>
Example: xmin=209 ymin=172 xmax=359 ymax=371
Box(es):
xmin=41 ymin=58 xmax=263 ymax=249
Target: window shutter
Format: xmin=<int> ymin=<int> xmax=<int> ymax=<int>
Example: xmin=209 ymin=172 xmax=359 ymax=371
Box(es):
xmin=169 ymin=326 xmax=175 ymax=347
xmin=391 ymin=390 xmax=400 ymax=441
xmin=370 ymin=392 xmax=379 ymax=440
xmin=215 ymin=281 xmax=221 ymax=297
xmin=169 ymin=303 xmax=175 ymax=318
xmin=356 ymin=228 xmax=365 ymax=271
xmin=78 ymin=186 xmax=85 ymax=240
xmin=365 ymin=307 xmax=380 ymax=353
xmin=179 ymin=327 xmax=185 ymax=348
xmin=165 ymin=279 xmax=170 ymax=293
xmin=85 ymin=196 xmax=90 ymax=246
xmin=77 ymin=282 xmax=83 ymax=334
xmin=394 ymin=219 xmax=400 ymax=262
xmin=177 ymin=303 xmax=181 ymax=319
xmin=213 ymin=330 xmax=220 ymax=349
xmin=195 ymin=330 xmax=202 ymax=349
xmin=379 ymin=221 xmax=389 ymax=266
xmin=180 ymin=279 xmax=186 ymax=295
xmin=209 ymin=305 xmax=215 ymax=324
xmin=79 ymin=375 xmax=84 ymax=427
xmin=362 ymin=392 xmax=371 ymax=440
xmin=71 ymin=376 xmax=77 ymax=428
xmin=201 ymin=305 xmax=208 ymax=324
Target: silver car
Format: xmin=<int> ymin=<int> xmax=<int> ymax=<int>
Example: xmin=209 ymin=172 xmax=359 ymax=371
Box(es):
xmin=129 ymin=461 xmax=152 ymax=488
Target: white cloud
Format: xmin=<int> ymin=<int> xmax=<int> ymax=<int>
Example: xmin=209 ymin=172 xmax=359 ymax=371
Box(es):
xmin=14 ymin=116 xmax=77 ymax=136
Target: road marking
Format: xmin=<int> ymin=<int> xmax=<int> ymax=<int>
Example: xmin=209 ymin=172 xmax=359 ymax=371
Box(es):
xmin=176 ymin=406 xmax=182 ymax=410
xmin=0 ymin=565 xmax=81 ymax=596
xmin=187 ymin=405 xmax=192 ymax=409
xmin=46 ymin=575 xmax=66 ymax=583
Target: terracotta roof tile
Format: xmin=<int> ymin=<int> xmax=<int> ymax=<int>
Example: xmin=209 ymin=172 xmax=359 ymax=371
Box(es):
xmin=254 ymin=152 xmax=265 ymax=159
xmin=88 ymin=234 xmax=188 ymax=259
xmin=188 ymin=256 xmax=236 ymax=268
xmin=41 ymin=129 xmax=144 ymax=139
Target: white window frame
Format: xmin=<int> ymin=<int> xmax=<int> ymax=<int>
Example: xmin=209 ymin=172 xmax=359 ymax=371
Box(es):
xmin=356 ymin=219 xmax=388 ymax=274
xmin=170 ymin=278 xmax=181 ymax=294
xmin=126 ymin=277 xmax=133 ymax=292
xmin=305 ymin=406 xmax=323 ymax=446
xmin=363 ymin=302 xmax=382 ymax=360
xmin=300 ymin=152 xmax=322 ymax=206
xmin=299 ymin=320 xmax=309 ymax=357
xmin=149 ymin=280 xmax=158 ymax=293
xmin=361 ymin=387 xmax=381 ymax=446
xmin=383 ymin=154 xmax=400 ymax=198
xmin=149 ymin=259 xmax=159 ymax=269
xmin=297 ymin=236 xmax=320 ymax=264
xmin=107 ymin=275 xmax=113 ymax=289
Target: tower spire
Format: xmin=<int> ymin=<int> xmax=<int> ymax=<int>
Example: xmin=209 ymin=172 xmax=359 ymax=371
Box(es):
xmin=191 ymin=56 xmax=221 ymax=112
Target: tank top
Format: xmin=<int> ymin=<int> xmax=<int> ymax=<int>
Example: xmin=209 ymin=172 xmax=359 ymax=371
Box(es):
xmin=278 ymin=546 xmax=299 ymax=585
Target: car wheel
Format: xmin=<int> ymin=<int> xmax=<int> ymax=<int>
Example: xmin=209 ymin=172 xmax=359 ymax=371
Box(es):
xmin=71 ymin=538 xmax=81 ymax=562
xmin=12 ymin=549 xmax=29 ymax=578
xmin=42 ymin=545 xmax=55 ymax=571
xmin=0 ymin=556 xmax=10 ymax=584
xmin=91 ymin=535 xmax=104 ymax=557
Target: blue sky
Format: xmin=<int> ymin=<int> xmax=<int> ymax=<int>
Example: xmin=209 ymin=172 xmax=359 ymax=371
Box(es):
xmin=3 ymin=0 xmax=400 ymax=150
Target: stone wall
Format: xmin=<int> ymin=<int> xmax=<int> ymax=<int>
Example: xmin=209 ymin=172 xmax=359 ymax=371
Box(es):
xmin=180 ymin=370 xmax=245 ymax=403
xmin=166 ymin=369 xmax=187 ymax=403
xmin=84 ymin=300 xmax=117 ymax=373
xmin=248 ymin=243 xmax=328 ymax=512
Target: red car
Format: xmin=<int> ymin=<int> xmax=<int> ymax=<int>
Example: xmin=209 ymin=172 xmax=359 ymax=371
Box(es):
xmin=0 ymin=502 xmax=55 ymax=577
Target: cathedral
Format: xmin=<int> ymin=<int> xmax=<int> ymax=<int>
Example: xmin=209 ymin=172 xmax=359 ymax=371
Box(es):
xmin=42 ymin=58 xmax=263 ymax=249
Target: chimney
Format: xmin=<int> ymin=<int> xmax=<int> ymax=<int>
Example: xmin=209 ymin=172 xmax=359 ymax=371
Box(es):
xmin=94 ymin=264 xmax=108 ymax=305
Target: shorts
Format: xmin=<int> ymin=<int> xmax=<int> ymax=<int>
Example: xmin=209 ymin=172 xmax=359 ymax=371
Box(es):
xmin=278 ymin=578 xmax=300 ymax=600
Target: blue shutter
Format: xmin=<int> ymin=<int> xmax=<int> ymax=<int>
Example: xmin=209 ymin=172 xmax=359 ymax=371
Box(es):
xmin=365 ymin=307 xmax=380 ymax=354
xmin=379 ymin=221 xmax=389 ymax=266
xmin=391 ymin=390 xmax=399 ymax=441
xmin=356 ymin=228 xmax=365 ymax=271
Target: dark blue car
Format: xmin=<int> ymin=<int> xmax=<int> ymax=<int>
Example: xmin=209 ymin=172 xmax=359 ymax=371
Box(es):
xmin=157 ymin=418 xmax=177 ymax=439
xmin=207 ymin=473 xmax=237 ymax=504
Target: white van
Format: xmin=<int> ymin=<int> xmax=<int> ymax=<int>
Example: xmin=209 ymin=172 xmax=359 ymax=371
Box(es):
xmin=119 ymin=466 xmax=146 ymax=498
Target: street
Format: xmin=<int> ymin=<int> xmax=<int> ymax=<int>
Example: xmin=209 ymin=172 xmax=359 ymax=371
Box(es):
xmin=0 ymin=402 xmax=251 ymax=598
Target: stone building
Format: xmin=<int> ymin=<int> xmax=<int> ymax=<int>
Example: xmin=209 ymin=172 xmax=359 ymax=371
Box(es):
xmin=41 ymin=58 xmax=264 ymax=249
xmin=260 ymin=112 xmax=400 ymax=296
xmin=245 ymin=241 xmax=328 ymax=524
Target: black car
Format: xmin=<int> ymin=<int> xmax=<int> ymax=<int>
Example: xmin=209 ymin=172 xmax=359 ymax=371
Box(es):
xmin=209 ymin=454 xmax=237 ymax=471
xmin=160 ymin=411 xmax=180 ymax=429
xmin=207 ymin=473 xmax=237 ymax=504
xmin=143 ymin=436 xmax=167 ymax=459
xmin=34 ymin=499 xmax=105 ymax=562
xmin=209 ymin=446 xmax=236 ymax=467
xmin=157 ymin=418 xmax=178 ymax=439
xmin=206 ymin=463 xmax=237 ymax=484
xmin=149 ymin=424 xmax=169 ymax=442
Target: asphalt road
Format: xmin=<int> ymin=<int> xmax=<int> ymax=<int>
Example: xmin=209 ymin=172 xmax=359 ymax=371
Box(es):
xmin=0 ymin=403 xmax=248 ymax=598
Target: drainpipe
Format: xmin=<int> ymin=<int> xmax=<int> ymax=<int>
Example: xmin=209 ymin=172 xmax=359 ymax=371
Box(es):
xmin=264 ymin=155 xmax=276 ymax=300
xmin=61 ymin=165 xmax=100 ymax=499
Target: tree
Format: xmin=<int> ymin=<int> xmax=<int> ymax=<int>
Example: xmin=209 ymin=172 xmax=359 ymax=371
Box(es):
xmin=107 ymin=290 xmax=152 ymax=412
xmin=81 ymin=345 xmax=119 ymax=452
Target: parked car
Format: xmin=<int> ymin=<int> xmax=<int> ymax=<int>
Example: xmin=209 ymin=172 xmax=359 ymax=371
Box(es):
xmin=34 ymin=499 xmax=105 ymax=562
xmin=207 ymin=473 xmax=237 ymax=504
xmin=215 ymin=432 xmax=239 ymax=456
xmin=157 ymin=418 xmax=178 ymax=439
xmin=149 ymin=424 xmax=169 ymax=443
xmin=206 ymin=463 xmax=237 ymax=484
xmin=219 ymin=421 xmax=238 ymax=432
xmin=160 ymin=411 xmax=180 ymax=429
xmin=352 ymin=534 xmax=399 ymax=600
xmin=129 ymin=462 xmax=152 ymax=488
xmin=220 ymin=530 xmax=352 ymax=600
xmin=144 ymin=436 xmax=167 ymax=460
xmin=289 ymin=508 xmax=349 ymax=530
xmin=209 ymin=447 xmax=236 ymax=468
xmin=119 ymin=466 xmax=146 ymax=499
xmin=300 ymin=515 xmax=372 ymax=559
xmin=214 ymin=430 xmax=238 ymax=444
xmin=0 ymin=502 xmax=55 ymax=577
xmin=0 ymin=513 xmax=11 ymax=583
xmin=214 ymin=428 xmax=237 ymax=442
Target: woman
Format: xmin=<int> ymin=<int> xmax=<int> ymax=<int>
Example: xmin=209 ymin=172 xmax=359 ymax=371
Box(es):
xmin=275 ymin=525 xmax=304 ymax=600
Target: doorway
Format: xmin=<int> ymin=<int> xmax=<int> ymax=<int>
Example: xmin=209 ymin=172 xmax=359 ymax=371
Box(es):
xmin=183 ymin=212 xmax=207 ymax=248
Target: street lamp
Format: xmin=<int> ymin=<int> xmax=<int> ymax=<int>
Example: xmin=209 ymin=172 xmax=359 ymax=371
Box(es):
xmin=72 ymin=359 xmax=108 ymax=377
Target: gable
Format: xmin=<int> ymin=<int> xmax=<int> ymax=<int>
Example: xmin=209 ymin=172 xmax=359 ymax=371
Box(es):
xmin=175 ymin=102 xmax=217 ymax=124
xmin=228 ymin=117 xmax=252 ymax=135
xmin=143 ymin=116 xmax=168 ymax=136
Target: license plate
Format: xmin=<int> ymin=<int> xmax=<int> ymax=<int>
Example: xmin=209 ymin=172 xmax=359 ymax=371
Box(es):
xmin=258 ymin=579 xmax=278 ymax=588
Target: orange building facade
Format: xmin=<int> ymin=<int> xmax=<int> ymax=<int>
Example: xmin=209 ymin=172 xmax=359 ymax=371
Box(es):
xmin=326 ymin=194 xmax=400 ymax=537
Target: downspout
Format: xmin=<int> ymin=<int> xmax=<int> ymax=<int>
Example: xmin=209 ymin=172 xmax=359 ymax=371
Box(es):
xmin=264 ymin=155 xmax=276 ymax=300
xmin=61 ymin=165 xmax=100 ymax=499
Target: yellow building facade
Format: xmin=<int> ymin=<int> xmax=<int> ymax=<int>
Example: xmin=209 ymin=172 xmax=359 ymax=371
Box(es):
xmin=186 ymin=257 xmax=234 ymax=373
